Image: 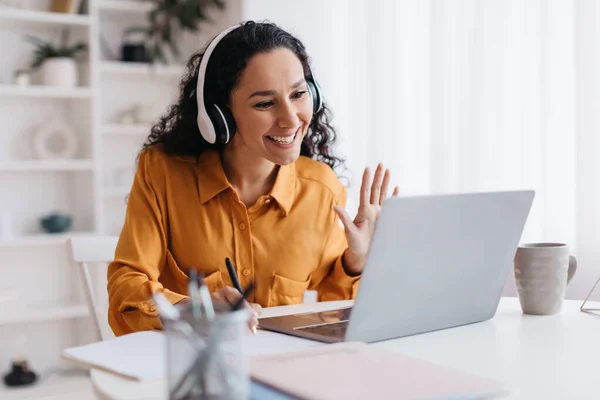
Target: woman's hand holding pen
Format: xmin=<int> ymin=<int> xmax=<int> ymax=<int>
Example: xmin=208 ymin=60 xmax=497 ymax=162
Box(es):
xmin=333 ymin=163 xmax=399 ymax=276
xmin=211 ymin=286 xmax=261 ymax=334
xmin=179 ymin=286 xmax=260 ymax=333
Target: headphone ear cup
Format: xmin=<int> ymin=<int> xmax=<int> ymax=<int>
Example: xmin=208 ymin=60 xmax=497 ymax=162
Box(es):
xmin=306 ymin=79 xmax=323 ymax=114
xmin=208 ymin=105 xmax=237 ymax=144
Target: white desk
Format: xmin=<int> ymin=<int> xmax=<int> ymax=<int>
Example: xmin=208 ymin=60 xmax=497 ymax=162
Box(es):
xmin=91 ymin=297 xmax=600 ymax=400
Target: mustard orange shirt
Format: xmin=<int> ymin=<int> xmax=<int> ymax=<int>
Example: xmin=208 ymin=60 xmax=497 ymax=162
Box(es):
xmin=107 ymin=145 xmax=360 ymax=336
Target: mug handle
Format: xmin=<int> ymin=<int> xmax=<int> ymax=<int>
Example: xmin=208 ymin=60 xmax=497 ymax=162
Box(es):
xmin=567 ymin=255 xmax=577 ymax=285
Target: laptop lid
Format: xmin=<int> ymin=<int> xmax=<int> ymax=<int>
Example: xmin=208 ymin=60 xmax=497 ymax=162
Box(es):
xmin=345 ymin=190 xmax=534 ymax=343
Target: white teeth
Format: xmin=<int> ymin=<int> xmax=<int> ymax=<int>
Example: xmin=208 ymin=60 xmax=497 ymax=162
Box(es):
xmin=268 ymin=134 xmax=295 ymax=144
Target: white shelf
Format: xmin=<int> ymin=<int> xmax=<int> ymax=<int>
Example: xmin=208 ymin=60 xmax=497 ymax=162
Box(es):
xmin=0 ymin=8 xmax=90 ymax=27
xmin=98 ymin=0 xmax=154 ymax=13
xmin=0 ymin=160 xmax=95 ymax=172
xmin=0 ymin=232 xmax=97 ymax=248
xmin=0 ymin=85 xmax=92 ymax=99
xmin=104 ymin=186 xmax=130 ymax=198
xmin=0 ymin=304 xmax=89 ymax=325
xmin=0 ymin=373 xmax=92 ymax=400
xmin=100 ymin=61 xmax=184 ymax=78
xmin=101 ymin=123 xmax=151 ymax=136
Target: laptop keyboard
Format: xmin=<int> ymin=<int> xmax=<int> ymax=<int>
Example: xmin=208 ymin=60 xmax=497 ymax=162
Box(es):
xmin=296 ymin=321 xmax=348 ymax=338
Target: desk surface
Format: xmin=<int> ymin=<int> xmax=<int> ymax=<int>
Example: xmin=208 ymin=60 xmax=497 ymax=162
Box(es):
xmin=91 ymin=297 xmax=599 ymax=400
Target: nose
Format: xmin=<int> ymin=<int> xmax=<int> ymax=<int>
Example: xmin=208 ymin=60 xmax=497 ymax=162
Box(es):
xmin=277 ymin=100 xmax=300 ymax=129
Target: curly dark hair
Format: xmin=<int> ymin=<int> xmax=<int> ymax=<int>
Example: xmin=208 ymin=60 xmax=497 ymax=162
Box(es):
xmin=141 ymin=20 xmax=345 ymax=171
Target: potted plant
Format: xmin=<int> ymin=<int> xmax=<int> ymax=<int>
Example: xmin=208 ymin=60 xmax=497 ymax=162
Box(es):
xmin=127 ymin=0 xmax=226 ymax=64
xmin=25 ymin=29 xmax=87 ymax=87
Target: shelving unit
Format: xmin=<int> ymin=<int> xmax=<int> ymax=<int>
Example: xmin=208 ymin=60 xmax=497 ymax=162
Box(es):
xmin=97 ymin=0 xmax=154 ymax=13
xmin=0 ymin=85 xmax=92 ymax=99
xmin=103 ymin=185 xmax=130 ymax=198
xmin=101 ymin=123 xmax=150 ymax=136
xmin=0 ymin=304 xmax=89 ymax=325
xmin=100 ymin=60 xmax=184 ymax=78
xmin=0 ymin=232 xmax=96 ymax=248
xmin=0 ymin=0 xmax=238 ymax=391
xmin=0 ymin=373 xmax=93 ymax=400
xmin=0 ymin=160 xmax=95 ymax=172
xmin=0 ymin=8 xmax=91 ymax=27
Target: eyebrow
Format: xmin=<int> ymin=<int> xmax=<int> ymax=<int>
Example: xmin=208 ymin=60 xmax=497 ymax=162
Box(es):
xmin=247 ymin=78 xmax=306 ymax=100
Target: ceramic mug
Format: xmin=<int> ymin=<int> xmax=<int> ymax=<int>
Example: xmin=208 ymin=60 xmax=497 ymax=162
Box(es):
xmin=514 ymin=243 xmax=577 ymax=315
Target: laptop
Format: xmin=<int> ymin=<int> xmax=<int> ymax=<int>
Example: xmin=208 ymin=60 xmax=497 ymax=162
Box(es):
xmin=258 ymin=190 xmax=535 ymax=343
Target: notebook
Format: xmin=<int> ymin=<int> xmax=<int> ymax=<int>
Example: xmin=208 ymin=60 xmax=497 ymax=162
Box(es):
xmin=61 ymin=329 xmax=323 ymax=381
xmin=250 ymin=342 xmax=510 ymax=400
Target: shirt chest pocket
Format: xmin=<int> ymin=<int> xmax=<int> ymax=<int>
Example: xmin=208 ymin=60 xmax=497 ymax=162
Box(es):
xmin=268 ymin=274 xmax=310 ymax=307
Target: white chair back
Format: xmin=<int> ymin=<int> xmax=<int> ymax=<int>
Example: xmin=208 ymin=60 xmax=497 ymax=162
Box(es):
xmin=68 ymin=236 xmax=119 ymax=341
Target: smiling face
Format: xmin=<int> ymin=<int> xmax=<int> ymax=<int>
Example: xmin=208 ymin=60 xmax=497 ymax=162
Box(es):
xmin=228 ymin=48 xmax=314 ymax=166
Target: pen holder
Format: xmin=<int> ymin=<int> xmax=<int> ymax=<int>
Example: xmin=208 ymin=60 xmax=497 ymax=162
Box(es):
xmin=164 ymin=302 xmax=251 ymax=400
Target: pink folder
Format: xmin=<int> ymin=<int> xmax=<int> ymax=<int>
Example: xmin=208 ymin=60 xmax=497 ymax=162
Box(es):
xmin=250 ymin=342 xmax=508 ymax=400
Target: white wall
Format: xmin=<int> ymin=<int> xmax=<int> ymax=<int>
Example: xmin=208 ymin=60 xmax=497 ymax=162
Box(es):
xmin=574 ymin=0 xmax=600 ymax=301
xmin=242 ymin=0 xmax=600 ymax=302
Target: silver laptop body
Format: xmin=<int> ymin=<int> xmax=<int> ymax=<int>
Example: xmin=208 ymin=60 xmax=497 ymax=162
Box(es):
xmin=258 ymin=190 xmax=535 ymax=343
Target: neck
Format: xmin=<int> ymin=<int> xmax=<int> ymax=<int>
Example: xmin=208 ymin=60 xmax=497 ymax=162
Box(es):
xmin=221 ymin=146 xmax=278 ymax=205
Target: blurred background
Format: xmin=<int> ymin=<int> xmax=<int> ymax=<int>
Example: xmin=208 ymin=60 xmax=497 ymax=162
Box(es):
xmin=0 ymin=0 xmax=598 ymax=398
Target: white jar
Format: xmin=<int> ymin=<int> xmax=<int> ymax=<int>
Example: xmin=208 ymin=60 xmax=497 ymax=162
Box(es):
xmin=39 ymin=57 xmax=78 ymax=87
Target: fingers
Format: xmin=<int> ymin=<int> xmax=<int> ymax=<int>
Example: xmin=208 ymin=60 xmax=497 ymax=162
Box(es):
xmin=220 ymin=287 xmax=260 ymax=334
xmin=250 ymin=303 xmax=262 ymax=316
xmin=249 ymin=314 xmax=259 ymax=334
xmin=333 ymin=205 xmax=355 ymax=232
xmin=249 ymin=302 xmax=261 ymax=334
xmin=379 ymin=169 xmax=391 ymax=205
xmin=392 ymin=186 xmax=400 ymax=196
xmin=360 ymin=168 xmax=371 ymax=207
xmin=370 ymin=163 xmax=385 ymax=205
xmin=220 ymin=286 xmax=243 ymax=305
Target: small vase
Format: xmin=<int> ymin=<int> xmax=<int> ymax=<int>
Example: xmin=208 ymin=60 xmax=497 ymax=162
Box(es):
xmin=39 ymin=57 xmax=78 ymax=87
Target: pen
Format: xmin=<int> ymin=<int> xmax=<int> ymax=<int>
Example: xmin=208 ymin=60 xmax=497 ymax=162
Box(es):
xmin=225 ymin=257 xmax=243 ymax=293
xmin=232 ymin=280 xmax=256 ymax=311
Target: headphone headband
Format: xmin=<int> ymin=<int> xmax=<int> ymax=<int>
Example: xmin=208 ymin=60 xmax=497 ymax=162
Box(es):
xmin=196 ymin=24 xmax=240 ymax=144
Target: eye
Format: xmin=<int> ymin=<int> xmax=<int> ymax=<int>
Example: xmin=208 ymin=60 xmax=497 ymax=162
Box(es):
xmin=254 ymin=101 xmax=274 ymax=110
xmin=291 ymin=90 xmax=307 ymax=100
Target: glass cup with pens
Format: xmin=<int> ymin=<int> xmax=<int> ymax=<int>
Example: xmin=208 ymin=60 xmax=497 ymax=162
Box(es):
xmin=154 ymin=266 xmax=256 ymax=400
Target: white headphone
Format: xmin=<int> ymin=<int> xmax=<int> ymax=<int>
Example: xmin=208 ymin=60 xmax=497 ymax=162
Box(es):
xmin=196 ymin=25 xmax=239 ymax=145
xmin=196 ymin=24 xmax=324 ymax=145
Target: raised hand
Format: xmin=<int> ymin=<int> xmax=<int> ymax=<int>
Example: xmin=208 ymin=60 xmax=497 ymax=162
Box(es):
xmin=333 ymin=163 xmax=399 ymax=275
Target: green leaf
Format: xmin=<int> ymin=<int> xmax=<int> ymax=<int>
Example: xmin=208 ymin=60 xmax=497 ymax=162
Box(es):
xmin=144 ymin=0 xmax=228 ymax=55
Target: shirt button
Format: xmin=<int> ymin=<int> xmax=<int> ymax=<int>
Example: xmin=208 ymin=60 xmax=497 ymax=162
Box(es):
xmin=242 ymin=269 xmax=251 ymax=277
xmin=239 ymin=222 xmax=246 ymax=230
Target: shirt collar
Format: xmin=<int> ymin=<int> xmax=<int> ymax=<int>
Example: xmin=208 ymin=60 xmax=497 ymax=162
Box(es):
xmin=269 ymin=162 xmax=296 ymax=216
xmin=196 ymin=150 xmax=297 ymax=216
xmin=197 ymin=150 xmax=230 ymax=204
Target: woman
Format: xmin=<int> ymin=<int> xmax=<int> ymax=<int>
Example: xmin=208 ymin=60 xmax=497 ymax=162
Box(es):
xmin=107 ymin=21 xmax=398 ymax=337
